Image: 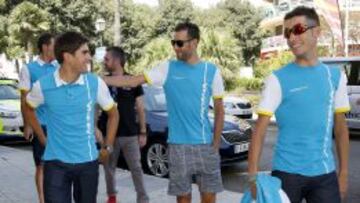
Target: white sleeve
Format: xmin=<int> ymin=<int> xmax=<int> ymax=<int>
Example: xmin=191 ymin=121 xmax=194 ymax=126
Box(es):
xmin=18 ymin=66 xmax=31 ymax=91
xmin=26 ymin=81 xmax=44 ymax=108
xmin=257 ymin=74 xmax=282 ymax=116
xmin=334 ymin=71 xmax=350 ymax=113
xmin=144 ymin=61 xmax=169 ymax=87
xmin=212 ymin=68 xmax=225 ymax=99
xmin=97 ymin=77 xmax=115 ymax=111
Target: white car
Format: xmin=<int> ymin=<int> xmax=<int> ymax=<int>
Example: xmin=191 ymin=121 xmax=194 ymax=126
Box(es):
xmin=0 ymin=79 xmax=23 ymax=139
xmin=321 ymin=57 xmax=360 ymax=134
xmin=210 ymin=96 xmax=253 ymax=119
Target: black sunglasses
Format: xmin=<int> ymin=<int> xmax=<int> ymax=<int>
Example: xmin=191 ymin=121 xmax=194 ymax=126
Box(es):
xmin=284 ymin=23 xmax=317 ymax=39
xmin=171 ymin=38 xmax=193 ymax=47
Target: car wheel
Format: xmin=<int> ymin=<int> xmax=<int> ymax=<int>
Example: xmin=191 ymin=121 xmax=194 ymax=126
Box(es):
xmin=142 ymin=140 xmax=169 ymax=178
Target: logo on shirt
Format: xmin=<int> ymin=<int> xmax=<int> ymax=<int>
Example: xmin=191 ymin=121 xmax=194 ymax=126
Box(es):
xmin=289 ymin=86 xmax=308 ymax=93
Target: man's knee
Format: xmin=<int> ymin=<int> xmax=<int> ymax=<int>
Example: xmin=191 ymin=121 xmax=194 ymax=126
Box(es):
xmin=177 ymin=194 xmax=191 ymax=203
xmin=201 ymin=192 xmax=216 ymax=203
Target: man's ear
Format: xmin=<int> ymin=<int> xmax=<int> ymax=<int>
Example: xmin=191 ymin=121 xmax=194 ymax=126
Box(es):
xmin=63 ymin=52 xmax=72 ymax=63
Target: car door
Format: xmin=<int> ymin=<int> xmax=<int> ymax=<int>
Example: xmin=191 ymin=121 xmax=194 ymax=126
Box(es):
xmin=344 ymin=61 xmax=360 ymax=130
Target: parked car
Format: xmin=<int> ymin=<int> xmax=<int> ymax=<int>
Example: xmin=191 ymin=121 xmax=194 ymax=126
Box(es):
xmin=210 ymin=96 xmax=253 ymax=119
xmin=321 ymin=57 xmax=360 ymax=134
xmin=117 ymin=86 xmax=252 ymax=178
xmin=0 ymin=78 xmax=23 ymax=140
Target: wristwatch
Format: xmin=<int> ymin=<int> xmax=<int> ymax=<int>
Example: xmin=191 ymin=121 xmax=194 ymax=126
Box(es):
xmin=103 ymin=145 xmax=113 ymax=153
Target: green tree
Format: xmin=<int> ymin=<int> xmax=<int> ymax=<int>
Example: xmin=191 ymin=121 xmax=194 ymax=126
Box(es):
xmin=219 ymin=0 xmax=268 ymax=66
xmin=0 ymin=15 xmax=8 ymax=53
xmin=7 ymin=1 xmax=50 ymax=59
xmin=199 ymin=28 xmax=243 ymax=90
xmin=40 ymin=0 xmax=99 ymax=39
xmin=120 ymin=1 xmax=158 ymax=64
xmin=156 ymin=0 xmax=195 ymax=36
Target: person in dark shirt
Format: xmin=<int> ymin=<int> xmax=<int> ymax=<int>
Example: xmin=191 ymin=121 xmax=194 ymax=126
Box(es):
xmin=98 ymin=46 xmax=149 ymax=203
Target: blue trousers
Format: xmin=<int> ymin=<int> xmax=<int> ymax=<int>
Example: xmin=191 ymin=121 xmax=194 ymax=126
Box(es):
xmin=272 ymin=170 xmax=341 ymax=203
xmin=44 ymin=160 xmax=99 ymax=203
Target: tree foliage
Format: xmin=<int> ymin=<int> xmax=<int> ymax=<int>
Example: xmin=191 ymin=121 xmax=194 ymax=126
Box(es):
xmin=219 ymin=0 xmax=268 ymax=66
xmin=7 ymin=1 xmax=50 ymax=58
xmin=155 ymin=0 xmax=195 ymax=36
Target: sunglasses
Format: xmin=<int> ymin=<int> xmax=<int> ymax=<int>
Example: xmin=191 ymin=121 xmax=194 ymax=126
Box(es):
xmin=171 ymin=38 xmax=193 ymax=47
xmin=284 ymin=23 xmax=317 ymax=39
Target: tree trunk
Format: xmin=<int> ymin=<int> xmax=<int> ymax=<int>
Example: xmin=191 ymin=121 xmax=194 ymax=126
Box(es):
xmin=26 ymin=39 xmax=33 ymax=62
xmin=114 ymin=0 xmax=121 ymax=46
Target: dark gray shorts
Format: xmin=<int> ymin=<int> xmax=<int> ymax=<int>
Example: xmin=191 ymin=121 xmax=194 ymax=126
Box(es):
xmin=168 ymin=144 xmax=223 ymax=196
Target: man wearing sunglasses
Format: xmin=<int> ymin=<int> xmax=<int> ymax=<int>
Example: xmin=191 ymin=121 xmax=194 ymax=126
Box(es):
xmin=248 ymin=6 xmax=349 ymax=203
xmin=102 ymin=22 xmax=225 ymax=203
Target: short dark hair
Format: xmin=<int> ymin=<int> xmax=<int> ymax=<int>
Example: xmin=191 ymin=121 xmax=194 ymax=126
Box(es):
xmin=284 ymin=6 xmax=320 ymax=26
xmin=37 ymin=33 xmax=54 ymax=53
xmin=54 ymin=32 xmax=89 ymax=64
xmin=174 ymin=22 xmax=200 ymax=41
xmin=106 ymin=46 xmax=127 ymax=67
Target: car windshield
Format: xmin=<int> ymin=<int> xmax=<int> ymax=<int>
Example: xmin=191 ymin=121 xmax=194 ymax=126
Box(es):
xmin=323 ymin=61 xmax=360 ymax=85
xmin=143 ymin=86 xmax=167 ymax=111
xmin=0 ymin=84 xmax=20 ymax=100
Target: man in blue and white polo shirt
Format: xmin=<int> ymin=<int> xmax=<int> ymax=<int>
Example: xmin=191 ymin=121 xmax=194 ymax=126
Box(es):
xmin=24 ymin=32 xmax=119 ymax=203
xmin=103 ymin=22 xmax=225 ymax=203
xmin=248 ymin=7 xmax=350 ymax=203
xmin=19 ymin=33 xmax=58 ymax=203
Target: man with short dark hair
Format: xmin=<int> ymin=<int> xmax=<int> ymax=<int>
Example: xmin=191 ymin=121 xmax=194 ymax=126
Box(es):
xmin=103 ymin=22 xmax=225 ymax=203
xmin=99 ymin=46 xmax=149 ymax=203
xmin=248 ymin=6 xmax=350 ymax=203
xmin=19 ymin=32 xmax=57 ymax=203
xmin=24 ymin=31 xmax=119 ymax=203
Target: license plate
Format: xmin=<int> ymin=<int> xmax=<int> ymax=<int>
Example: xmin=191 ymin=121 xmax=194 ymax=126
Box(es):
xmin=234 ymin=143 xmax=249 ymax=153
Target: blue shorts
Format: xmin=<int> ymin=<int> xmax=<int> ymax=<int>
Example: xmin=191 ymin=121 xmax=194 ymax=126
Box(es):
xmin=272 ymin=170 xmax=341 ymax=203
xmin=31 ymin=126 xmax=46 ymax=166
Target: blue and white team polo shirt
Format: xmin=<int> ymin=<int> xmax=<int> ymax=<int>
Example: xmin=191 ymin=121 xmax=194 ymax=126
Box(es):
xmin=258 ymin=62 xmax=350 ymax=176
xmin=144 ymin=60 xmax=224 ymax=145
xmin=18 ymin=58 xmax=59 ymax=125
xmin=26 ymin=69 xmax=114 ymax=164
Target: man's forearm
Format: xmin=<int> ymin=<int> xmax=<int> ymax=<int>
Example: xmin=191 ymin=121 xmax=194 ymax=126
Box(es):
xmin=24 ymin=103 xmax=46 ymax=145
xmin=104 ymin=107 xmax=119 ymax=146
xmin=334 ymin=114 xmax=349 ymax=174
xmin=20 ymin=92 xmax=30 ymax=128
xmin=248 ymin=116 xmax=270 ymax=175
xmin=213 ymin=100 xmax=224 ymax=148
xmin=103 ymin=75 xmax=146 ymax=88
xmin=138 ymin=110 xmax=146 ymax=133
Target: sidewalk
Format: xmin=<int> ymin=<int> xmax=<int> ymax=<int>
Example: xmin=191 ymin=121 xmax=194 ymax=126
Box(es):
xmin=0 ymin=145 xmax=243 ymax=203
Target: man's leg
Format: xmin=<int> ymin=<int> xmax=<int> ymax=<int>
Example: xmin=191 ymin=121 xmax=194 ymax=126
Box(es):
xmin=73 ymin=160 xmax=99 ymax=203
xmin=305 ymin=171 xmax=341 ymax=203
xmin=121 ymin=137 xmax=149 ymax=203
xmin=167 ymin=145 xmax=193 ymax=203
xmin=177 ymin=194 xmax=192 ymax=203
xmin=271 ymin=170 xmax=307 ymax=203
xmin=32 ymin=129 xmax=46 ymax=203
xmin=43 ymin=160 xmax=72 ymax=203
xmin=103 ymin=137 xmax=121 ymax=197
xmin=35 ymin=165 xmax=44 ymax=203
xmin=197 ymin=145 xmax=223 ymax=203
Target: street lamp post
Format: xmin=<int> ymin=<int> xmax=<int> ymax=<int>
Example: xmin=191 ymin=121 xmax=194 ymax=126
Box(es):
xmin=95 ymin=18 xmax=106 ymax=47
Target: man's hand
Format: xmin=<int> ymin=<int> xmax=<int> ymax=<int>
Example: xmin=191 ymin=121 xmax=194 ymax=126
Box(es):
xmin=23 ymin=126 xmax=33 ymax=141
xmin=99 ymin=148 xmax=110 ymax=164
xmin=138 ymin=134 xmax=147 ymax=148
xmin=338 ymin=172 xmax=348 ymax=199
xmin=250 ymin=183 xmax=257 ymax=200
